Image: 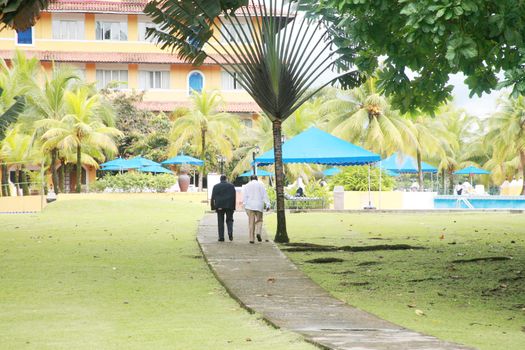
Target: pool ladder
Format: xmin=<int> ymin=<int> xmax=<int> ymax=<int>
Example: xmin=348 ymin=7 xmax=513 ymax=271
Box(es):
xmin=456 ymin=197 xmax=474 ymax=209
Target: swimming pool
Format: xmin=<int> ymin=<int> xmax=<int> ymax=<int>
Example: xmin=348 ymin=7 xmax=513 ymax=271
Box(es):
xmin=434 ymin=195 xmax=525 ymax=209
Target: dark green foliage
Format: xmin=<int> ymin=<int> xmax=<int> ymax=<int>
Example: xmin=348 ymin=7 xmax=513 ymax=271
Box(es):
xmin=106 ymin=91 xmax=170 ymax=162
xmin=92 ymin=172 xmax=177 ymax=193
xmin=329 ymin=166 xmax=394 ymax=191
xmin=0 ymin=0 xmax=49 ymax=31
xmin=303 ymin=0 xmax=525 ymax=113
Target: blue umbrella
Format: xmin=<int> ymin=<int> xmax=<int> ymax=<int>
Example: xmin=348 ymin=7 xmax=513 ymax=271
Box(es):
xmin=454 ymin=166 xmax=490 ymax=175
xmin=323 ymin=167 xmax=341 ymax=176
xmin=239 ymin=169 xmax=273 ymax=177
xmin=100 ymin=164 xmax=140 ymax=171
xmin=381 ymin=153 xmax=437 ymax=174
xmin=100 ymin=157 xmax=137 ymax=168
xmin=255 ymin=128 xmax=380 ymax=165
xmin=138 ymin=165 xmax=173 ymax=174
xmin=162 ymin=154 xmax=204 ymax=166
xmin=126 ymin=156 xmax=160 ymax=168
xmin=384 ymin=169 xmax=400 ymax=177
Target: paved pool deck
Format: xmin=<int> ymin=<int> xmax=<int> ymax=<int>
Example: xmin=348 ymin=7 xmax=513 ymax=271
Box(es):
xmin=197 ymin=212 xmax=474 ymax=350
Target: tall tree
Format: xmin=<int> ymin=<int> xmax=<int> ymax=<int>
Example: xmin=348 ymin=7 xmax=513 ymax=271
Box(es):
xmin=304 ymin=0 xmax=525 ymax=114
xmin=486 ymin=95 xmax=525 ymax=194
xmin=169 ymin=90 xmax=240 ymax=190
xmin=145 ymin=0 xmax=361 ymax=242
xmin=323 ymin=79 xmax=415 ymax=157
xmin=0 ymin=0 xmax=50 ymax=31
xmin=0 ymin=126 xmax=33 ymax=195
xmin=39 ymin=86 xmax=122 ymax=193
xmin=28 ymin=64 xmax=79 ymax=193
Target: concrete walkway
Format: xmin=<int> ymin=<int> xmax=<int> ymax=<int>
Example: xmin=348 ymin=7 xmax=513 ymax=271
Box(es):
xmin=197 ymin=212 xmax=473 ymax=350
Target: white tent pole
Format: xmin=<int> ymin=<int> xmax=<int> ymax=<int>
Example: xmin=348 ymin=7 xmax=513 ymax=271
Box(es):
xmin=368 ymin=164 xmax=372 ymax=208
xmin=379 ymin=161 xmax=382 ymax=209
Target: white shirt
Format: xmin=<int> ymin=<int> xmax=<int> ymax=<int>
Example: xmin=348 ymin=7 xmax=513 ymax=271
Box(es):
xmin=242 ymin=180 xmax=270 ymax=212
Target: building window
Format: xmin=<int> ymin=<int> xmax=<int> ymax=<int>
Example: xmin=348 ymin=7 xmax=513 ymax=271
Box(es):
xmin=221 ymin=19 xmax=252 ymax=43
xmin=95 ymin=70 xmax=128 ymax=89
xmin=95 ymin=21 xmax=127 ymax=41
xmin=241 ymin=119 xmax=253 ymax=128
xmin=188 ymin=71 xmax=204 ymax=93
xmin=139 ymin=70 xmax=170 ymax=90
xmin=16 ymin=27 xmax=33 ymax=45
xmin=221 ymin=70 xmax=244 ymax=90
xmin=52 ymin=20 xmax=84 ymax=40
xmin=138 ymin=22 xmax=158 ymax=42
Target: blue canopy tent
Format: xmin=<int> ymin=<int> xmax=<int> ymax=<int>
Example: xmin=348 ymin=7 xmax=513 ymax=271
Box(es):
xmin=454 ymin=166 xmax=490 ymax=185
xmin=255 ymin=127 xmax=381 ymax=208
xmin=322 ymin=167 xmax=341 ymax=176
xmin=381 ymin=153 xmax=438 ymax=174
xmin=240 ymin=169 xmax=273 ymax=177
xmin=138 ymin=165 xmax=174 ymax=174
xmin=380 ymin=153 xmax=438 ymax=191
xmin=162 ymin=155 xmax=204 ymax=166
xmin=255 ymin=128 xmax=380 ymax=165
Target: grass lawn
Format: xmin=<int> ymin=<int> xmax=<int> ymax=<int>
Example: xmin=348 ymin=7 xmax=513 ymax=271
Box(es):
xmin=0 ymin=194 xmax=315 ymax=350
xmin=267 ymin=212 xmax=525 ymax=350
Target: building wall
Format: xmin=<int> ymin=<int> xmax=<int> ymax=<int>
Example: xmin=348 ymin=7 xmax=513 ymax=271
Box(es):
xmin=0 ymin=10 xmax=256 ymax=108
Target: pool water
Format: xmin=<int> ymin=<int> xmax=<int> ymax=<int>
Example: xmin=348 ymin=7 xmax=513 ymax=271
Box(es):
xmin=434 ymin=195 xmax=525 ymax=209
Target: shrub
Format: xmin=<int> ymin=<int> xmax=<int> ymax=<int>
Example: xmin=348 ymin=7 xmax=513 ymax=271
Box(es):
xmin=267 ymin=180 xmax=332 ymax=209
xmin=91 ymin=172 xmax=177 ymax=193
xmin=329 ymin=166 xmax=394 ymax=191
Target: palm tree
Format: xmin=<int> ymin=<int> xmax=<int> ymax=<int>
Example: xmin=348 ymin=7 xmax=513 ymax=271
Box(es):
xmin=323 ymin=79 xmax=415 ymax=158
xmin=169 ymin=90 xmax=240 ymax=190
xmin=0 ymin=126 xmax=34 ymax=195
xmin=0 ymin=1 xmax=51 ymax=30
xmin=145 ymin=0 xmax=362 ymax=242
xmin=486 ymin=95 xmax=525 ymax=194
xmin=39 ymin=86 xmax=122 ymax=193
xmin=28 ymin=64 xmax=80 ymax=193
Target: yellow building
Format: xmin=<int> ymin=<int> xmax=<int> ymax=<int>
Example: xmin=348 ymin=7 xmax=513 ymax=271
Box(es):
xmin=0 ymin=0 xmax=260 ymax=119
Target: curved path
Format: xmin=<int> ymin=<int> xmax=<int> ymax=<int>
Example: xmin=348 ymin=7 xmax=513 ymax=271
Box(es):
xmin=197 ymin=212 xmax=474 ymax=350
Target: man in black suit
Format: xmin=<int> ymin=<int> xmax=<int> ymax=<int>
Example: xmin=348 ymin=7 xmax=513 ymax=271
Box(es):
xmin=211 ymin=175 xmax=237 ymax=241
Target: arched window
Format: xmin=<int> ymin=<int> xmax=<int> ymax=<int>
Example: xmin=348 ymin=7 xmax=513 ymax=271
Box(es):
xmin=188 ymin=71 xmax=204 ymax=93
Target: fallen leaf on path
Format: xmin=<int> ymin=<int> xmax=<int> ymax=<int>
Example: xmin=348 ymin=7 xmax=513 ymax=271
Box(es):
xmin=415 ymin=309 xmax=426 ymax=316
xmin=267 ymin=277 xmax=276 ymax=283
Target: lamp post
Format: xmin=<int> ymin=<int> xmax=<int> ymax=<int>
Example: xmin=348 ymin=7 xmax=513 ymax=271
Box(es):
xmin=217 ymin=155 xmax=225 ymax=175
xmin=252 ymin=145 xmax=260 ymax=176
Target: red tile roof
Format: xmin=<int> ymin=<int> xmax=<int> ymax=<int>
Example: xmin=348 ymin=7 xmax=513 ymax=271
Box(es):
xmin=136 ymin=100 xmax=261 ymax=113
xmin=48 ymin=1 xmax=148 ymax=14
xmin=0 ymin=50 xmax=230 ymax=65
xmin=47 ymin=1 xmax=264 ymax=15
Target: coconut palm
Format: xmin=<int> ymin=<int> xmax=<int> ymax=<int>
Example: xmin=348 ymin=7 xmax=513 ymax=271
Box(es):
xmin=169 ymin=90 xmax=240 ymax=190
xmin=323 ymin=79 xmax=415 ymax=158
xmin=0 ymin=126 xmax=34 ymax=195
xmin=485 ymin=95 xmax=525 ymax=194
xmin=39 ymin=86 xmax=122 ymax=193
xmin=28 ymin=64 xmax=80 ymax=193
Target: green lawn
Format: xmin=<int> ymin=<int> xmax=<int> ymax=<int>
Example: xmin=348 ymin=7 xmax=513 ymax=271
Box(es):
xmin=0 ymin=194 xmax=315 ymax=350
xmin=267 ymin=212 xmax=525 ymax=350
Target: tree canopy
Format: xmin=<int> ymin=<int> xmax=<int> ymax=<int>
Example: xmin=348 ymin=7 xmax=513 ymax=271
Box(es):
xmin=0 ymin=0 xmax=49 ymax=31
xmin=303 ymin=0 xmax=525 ymax=114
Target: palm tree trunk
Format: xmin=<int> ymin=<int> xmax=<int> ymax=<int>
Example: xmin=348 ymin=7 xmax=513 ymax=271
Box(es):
xmin=51 ymin=149 xmax=59 ymax=194
xmin=441 ymin=168 xmax=445 ymax=195
xmin=448 ymin=168 xmax=454 ymax=195
xmin=20 ymin=167 xmax=29 ymax=196
xmin=198 ymin=128 xmax=206 ymax=192
xmin=520 ymin=151 xmax=525 ymax=196
xmin=272 ymin=119 xmax=288 ymax=243
xmin=76 ymin=145 xmax=82 ymax=193
xmin=1 ymin=163 xmax=9 ymax=197
xmin=416 ymin=150 xmax=424 ymax=191
xmin=59 ymin=160 xmax=65 ymax=193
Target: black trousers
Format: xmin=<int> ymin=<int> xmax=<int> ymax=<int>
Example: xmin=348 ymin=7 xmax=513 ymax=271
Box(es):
xmin=216 ymin=209 xmax=234 ymax=240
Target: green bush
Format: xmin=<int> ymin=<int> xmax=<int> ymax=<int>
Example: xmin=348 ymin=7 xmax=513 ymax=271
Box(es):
xmin=329 ymin=166 xmax=394 ymax=191
xmin=267 ymin=180 xmax=332 ymax=209
xmin=91 ymin=173 xmax=177 ymax=193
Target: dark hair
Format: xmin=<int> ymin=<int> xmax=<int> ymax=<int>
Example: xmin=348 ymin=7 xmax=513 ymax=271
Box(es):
xmin=220 ymin=175 xmax=227 ymax=182
xmin=250 ymin=175 xmax=258 ymax=181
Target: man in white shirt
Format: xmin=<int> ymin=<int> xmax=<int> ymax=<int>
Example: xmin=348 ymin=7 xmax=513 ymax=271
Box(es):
xmin=242 ymin=175 xmax=270 ymax=243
